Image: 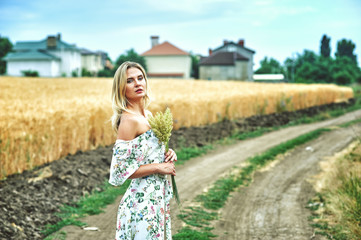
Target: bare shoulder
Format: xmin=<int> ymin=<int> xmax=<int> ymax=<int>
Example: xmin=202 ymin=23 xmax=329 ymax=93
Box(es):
xmin=145 ymin=109 xmax=153 ymax=118
xmin=117 ymin=114 xmax=141 ymax=141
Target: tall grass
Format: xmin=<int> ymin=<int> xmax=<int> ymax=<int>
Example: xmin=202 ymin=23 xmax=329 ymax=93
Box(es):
xmin=0 ymin=76 xmax=354 ymax=179
xmin=309 ymin=140 xmax=361 ymax=239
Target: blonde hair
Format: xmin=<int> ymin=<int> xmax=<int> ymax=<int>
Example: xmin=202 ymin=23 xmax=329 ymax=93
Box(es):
xmin=111 ymin=61 xmax=151 ymax=133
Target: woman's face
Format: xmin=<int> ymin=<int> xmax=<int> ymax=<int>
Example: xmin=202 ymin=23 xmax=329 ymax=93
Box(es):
xmin=125 ymin=67 xmax=146 ymax=102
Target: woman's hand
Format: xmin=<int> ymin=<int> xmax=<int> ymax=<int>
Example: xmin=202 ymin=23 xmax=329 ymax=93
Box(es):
xmin=157 ymin=162 xmax=176 ymax=176
xmin=165 ymin=148 xmax=177 ymax=162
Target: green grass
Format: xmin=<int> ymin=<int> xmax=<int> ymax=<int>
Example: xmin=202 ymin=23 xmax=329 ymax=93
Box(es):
xmin=339 ymin=117 xmax=361 ymax=128
xmin=177 ymin=206 xmax=217 ymax=228
xmin=44 ymin=231 xmax=67 ymax=240
xmin=176 ymin=145 xmax=213 ymax=165
xmin=173 ymin=227 xmax=217 ymax=240
xmin=42 ymin=180 xmax=131 ymax=237
xmin=307 ymin=195 xmax=350 ymax=240
xmin=231 ymin=127 xmax=276 ymax=140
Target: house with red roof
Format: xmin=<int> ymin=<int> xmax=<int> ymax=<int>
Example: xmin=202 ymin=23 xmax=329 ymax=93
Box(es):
xmin=141 ymin=36 xmax=191 ymax=79
xmin=199 ymin=39 xmax=255 ymax=81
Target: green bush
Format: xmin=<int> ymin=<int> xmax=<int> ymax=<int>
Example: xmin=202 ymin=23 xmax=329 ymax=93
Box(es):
xmin=333 ymin=70 xmax=352 ymax=85
xmin=81 ymin=68 xmax=92 ymax=77
xmin=97 ymin=68 xmax=114 ymax=77
xmin=71 ymin=70 xmax=78 ymax=77
xmin=21 ymin=70 xmax=39 ymax=77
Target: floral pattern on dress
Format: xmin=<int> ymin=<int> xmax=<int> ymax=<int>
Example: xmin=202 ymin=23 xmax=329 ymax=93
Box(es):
xmin=109 ymin=129 xmax=173 ymax=240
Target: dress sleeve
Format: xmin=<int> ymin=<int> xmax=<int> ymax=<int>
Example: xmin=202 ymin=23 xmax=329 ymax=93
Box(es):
xmin=109 ymin=140 xmax=141 ymax=186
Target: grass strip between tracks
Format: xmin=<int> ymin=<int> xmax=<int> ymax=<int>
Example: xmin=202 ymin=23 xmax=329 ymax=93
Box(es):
xmin=173 ymin=120 xmax=361 ymax=239
xmin=44 ymin=87 xmax=361 ymax=239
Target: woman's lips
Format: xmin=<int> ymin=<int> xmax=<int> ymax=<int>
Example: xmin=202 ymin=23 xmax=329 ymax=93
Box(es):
xmin=136 ymin=89 xmax=143 ymax=93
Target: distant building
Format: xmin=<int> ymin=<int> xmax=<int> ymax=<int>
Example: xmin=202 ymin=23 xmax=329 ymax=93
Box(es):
xmin=141 ymin=36 xmax=191 ymax=79
xmin=4 ymin=34 xmax=81 ymax=77
xmin=80 ymin=48 xmax=104 ymax=75
xmin=253 ymin=74 xmax=286 ymax=83
xmin=199 ymin=39 xmax=255 ymax=81
xmin=3 ymin=34 xmax=109 ymax=77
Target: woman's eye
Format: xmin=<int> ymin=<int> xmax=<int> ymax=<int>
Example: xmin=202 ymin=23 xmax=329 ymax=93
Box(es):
xmin=127 ymin=79 xmax=133 ymax=83
xmin=138 ymin=77 xmax=143 ymax=81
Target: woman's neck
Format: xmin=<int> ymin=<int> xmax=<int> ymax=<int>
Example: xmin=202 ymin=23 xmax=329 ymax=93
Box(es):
xmin=127 ymin=100 xmax=145 ymax=117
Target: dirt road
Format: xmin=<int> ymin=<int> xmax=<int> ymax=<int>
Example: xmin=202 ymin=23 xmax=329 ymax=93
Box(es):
xmin=213 ymin=124 xmax=360 ymax=240
xmin=62 ymin=109 xmax=361 ymax=240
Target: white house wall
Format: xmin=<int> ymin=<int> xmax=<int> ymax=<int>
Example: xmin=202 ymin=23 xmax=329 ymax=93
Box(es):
xmin=51 ymin=61 xmax=60 ymax=76
xmin=200 ymin=65 xmax=236 ymax=80
xmin=7 ymin=60 xmax=60 ymax=77
xmin=234 ymin=61 xmax=248 ymax=80
xmin=217 ymin=45 xmax=254 ymax=81
xmin=81 ymin=55 xmax=103 ymax=73
xmin=236 ymin=49 xmax=253 ymax=81
xmin=144 ymin=55 xmax=191 ymax=78
xmin=51 ymin=49 xmax=82 ymax=77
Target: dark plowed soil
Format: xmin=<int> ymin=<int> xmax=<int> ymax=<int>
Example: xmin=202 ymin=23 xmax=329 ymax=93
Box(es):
xmin=0 ymin=100 xmax=354 ymax=239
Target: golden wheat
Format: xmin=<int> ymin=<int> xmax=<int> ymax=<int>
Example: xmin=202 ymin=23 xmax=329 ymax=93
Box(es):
xmin=0 ymin=76 xmax=354 ymax=179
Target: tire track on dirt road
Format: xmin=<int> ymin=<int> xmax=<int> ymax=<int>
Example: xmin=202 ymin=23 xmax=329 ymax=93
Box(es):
xmin=62 ymin=109 xmax=361 ymax=239
xmin=213 ymin=123 xmax=360 ymax=240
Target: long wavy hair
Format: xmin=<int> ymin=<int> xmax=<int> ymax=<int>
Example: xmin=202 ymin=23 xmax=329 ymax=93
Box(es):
xmin=111 ymin=61 xmax=151 ymax=133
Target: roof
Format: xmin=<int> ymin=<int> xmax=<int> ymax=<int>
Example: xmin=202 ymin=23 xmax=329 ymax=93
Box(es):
xmin=199 ymin=51 xmax=249 ymax=66
xmin=141 ymin=41 xmax=189 ymax=56
xmin=80 ymin=48 xmax=97 ymax=55
xmin=3 ymin=35 xmax=80 ymax=62
xmin=3 ymin=50 xmax=61 ymax=61
xmin=14 ymin=38 xmax=79 ymax=51
xmin=213 ymin=41 xmax=256 ymax=54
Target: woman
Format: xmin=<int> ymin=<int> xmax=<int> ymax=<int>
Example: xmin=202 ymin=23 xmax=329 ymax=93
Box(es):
xmin=109 ymin=61 xmax=177 ymax=240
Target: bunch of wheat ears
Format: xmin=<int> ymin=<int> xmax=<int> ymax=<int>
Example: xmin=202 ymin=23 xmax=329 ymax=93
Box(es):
xmin=148 ymin=108 xmax=180 ymax=205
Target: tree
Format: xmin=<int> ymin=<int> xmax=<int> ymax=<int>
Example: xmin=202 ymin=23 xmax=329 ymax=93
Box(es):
xmin=294 ymin=50 xmax=317 ymax=68
xmin=315 ymin=57 xmax=334 ymax=83
xmin=115 ymin=49 xmax=147 ymax=71
xmin=283 ymin=35 xmax=360 ymax=85
xmin=0 ymin=36 xmax=13 ymax=74
xmin=331 ymin=56 xmax=361 ymax=85
xmin=295 ymin=61 xmax=319 ymax=83
xmin=190 ymin=52 xmax=199 ymax=79
xmin=320 ymin=34 xmax=331 ymax=58
xmin=97 ymin=56 xmax=114 ymax=77
xmin=255 ymin=57 xmax=284 ymax=74
xmin=335 ymin=39 xmax=357 ymax=65
xmin=283 ymin=57 xmax=295 ymax=82
xmin=286 ymin=49 xmax=333 ymax=83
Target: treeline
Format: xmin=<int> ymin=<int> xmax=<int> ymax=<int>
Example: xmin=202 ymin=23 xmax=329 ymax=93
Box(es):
xmin=255 ymin=34 xmax=361 ymax=85
xmin=96 ymin=49 xmax=147 ymax=77
xmin=0 ymin=36 xmax=12 ymax=75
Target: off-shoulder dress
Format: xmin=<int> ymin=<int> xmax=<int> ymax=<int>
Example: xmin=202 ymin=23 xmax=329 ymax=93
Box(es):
xmin=109 ymin=129 xmax=173 ymax=240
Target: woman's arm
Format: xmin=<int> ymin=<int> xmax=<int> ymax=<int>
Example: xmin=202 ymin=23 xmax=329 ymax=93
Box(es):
xmin=129 ymin=162 xmax=176 ymax=179
xmin=117 ymin=112 xmax=176 ymax=179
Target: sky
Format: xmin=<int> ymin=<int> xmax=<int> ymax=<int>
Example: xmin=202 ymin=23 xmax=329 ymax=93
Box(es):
xmin=1 ymin=0 xmax=361 ymax=70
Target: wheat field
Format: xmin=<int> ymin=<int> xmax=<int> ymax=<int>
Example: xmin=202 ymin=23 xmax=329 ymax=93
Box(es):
xmin=0 ymin=76 xmax=354 ymax=179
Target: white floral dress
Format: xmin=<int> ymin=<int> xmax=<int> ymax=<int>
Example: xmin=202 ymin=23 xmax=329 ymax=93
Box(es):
xmin=109 ymin=129 xmax=173 ymax=240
